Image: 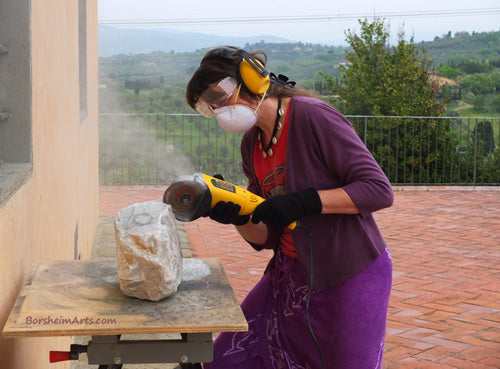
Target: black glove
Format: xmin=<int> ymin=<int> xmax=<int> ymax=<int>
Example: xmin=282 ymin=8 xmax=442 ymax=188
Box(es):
xmin=251 ymin=188 xmax=322 ymax=228
xmin=206 ymin=201 xmax=251 ymax=226
xmin=206 ymin=174 xmax=250 ymax=225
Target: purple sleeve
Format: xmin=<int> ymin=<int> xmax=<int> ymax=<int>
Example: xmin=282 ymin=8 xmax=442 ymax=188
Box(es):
xmin=292 ymin=99 xmax=393 ymax=217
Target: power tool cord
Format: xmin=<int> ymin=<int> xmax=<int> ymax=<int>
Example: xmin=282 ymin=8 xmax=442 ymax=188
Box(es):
xmin=297 ymin=222 xmax=326 ymax=369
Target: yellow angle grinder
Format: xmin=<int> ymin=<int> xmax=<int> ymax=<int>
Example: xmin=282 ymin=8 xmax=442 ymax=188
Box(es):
xmin=163 ymin=173 xmax=296 ymax=230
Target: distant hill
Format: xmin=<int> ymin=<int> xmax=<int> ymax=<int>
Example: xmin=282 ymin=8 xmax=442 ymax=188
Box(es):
xmin=98 ymin=26 xmax=294 ymax=56
xmin=419 ymin=30 xmax=500 ymax=66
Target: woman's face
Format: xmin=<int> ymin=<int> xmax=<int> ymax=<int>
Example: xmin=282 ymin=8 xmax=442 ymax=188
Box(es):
xmin=195 ymin=77 xmax=259 ymax=118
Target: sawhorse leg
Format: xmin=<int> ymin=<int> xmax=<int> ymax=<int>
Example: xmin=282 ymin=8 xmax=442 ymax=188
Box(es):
xmin=88 ymin=333 xmax=211 ymax=367
xmin=88 ymin=362 xmax=203 ymax=369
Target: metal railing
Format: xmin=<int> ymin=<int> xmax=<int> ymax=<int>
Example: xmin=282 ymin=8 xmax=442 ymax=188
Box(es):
xmin=99 ymin=113 xmax=500 ymax=186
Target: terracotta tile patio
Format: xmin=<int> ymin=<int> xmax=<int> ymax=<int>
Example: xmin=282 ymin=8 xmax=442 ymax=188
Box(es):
xmin=100 ymin=186 xmax=500 ymax=368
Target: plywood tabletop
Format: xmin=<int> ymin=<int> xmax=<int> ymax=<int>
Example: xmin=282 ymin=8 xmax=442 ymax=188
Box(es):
xmin=2 ymin=258 xmax=248 ymax=338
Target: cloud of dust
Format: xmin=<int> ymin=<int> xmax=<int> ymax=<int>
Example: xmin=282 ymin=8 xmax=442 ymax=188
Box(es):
xmin=98 ymin=88 xmax=196 ymax=185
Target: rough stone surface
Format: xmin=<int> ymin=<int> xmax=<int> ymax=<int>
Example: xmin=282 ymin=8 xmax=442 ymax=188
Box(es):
xmin=115 ymin=200 xmax=182 ymax=301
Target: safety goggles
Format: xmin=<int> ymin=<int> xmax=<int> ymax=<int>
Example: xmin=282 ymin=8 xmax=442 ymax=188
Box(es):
xmin=195 ymin=77 xmax=239 ymax=118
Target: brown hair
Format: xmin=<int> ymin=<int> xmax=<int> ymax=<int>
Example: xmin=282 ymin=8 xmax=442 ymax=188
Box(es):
xmin=186 ymin=46 xmax=311 ymax=110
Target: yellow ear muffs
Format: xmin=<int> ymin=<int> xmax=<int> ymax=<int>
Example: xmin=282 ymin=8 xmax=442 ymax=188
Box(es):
xmin=237 ymin=51 xmax=271 ymax=95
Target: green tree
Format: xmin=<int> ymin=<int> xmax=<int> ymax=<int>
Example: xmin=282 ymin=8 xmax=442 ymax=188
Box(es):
xmin=459 ymin=71 xmax=500 ymax=95
xmin=321 ymin=19 xmax=454 ymax=183
xmin=438 ymin=64 xmax=459 ymax=79
xmin=492 ymin=95 xmax=500 ymax=113
xmin=475 ymin=120 xmax=495 ymax=156
xmin=321 ymin=18 xmax=445 ymax=116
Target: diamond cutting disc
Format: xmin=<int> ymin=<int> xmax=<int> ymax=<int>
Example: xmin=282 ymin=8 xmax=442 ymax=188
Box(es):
xmin=163 ymin=174 xmax=211 ymax=222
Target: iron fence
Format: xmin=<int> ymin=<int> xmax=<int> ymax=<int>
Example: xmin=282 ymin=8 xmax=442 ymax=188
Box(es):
xmin=99 ymin=113 xmax=500 ymax=186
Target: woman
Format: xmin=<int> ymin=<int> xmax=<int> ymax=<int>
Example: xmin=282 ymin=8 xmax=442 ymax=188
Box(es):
xmin=186 ymin=46 xmax=393 ymax=369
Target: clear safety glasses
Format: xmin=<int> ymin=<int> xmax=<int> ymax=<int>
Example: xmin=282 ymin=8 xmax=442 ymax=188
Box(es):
xmin=195 ymin=77 xmax=239 ymax=118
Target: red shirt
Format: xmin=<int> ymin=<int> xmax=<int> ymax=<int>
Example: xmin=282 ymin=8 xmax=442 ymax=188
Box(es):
xmin=253 ymin=102 xmax=297 ymax=257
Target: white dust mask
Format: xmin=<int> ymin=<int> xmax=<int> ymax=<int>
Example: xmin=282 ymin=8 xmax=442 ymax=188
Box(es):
xmin=213 ymin=104 xmax=258 ymax=134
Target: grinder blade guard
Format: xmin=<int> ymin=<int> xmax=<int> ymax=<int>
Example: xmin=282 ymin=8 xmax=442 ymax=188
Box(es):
xmin=163 ymin=173 xmax=212 ymax=222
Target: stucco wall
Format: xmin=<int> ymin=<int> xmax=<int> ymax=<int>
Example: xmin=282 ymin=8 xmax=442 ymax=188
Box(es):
xmin=0 ymin=0 xmax=99 ymax=368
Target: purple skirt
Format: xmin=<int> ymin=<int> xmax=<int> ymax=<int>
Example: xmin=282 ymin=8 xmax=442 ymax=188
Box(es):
xmin=204 ymin=248 xmax=392 ymax=369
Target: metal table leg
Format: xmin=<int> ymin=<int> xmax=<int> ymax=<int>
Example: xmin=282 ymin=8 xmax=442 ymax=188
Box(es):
xmin=87 ymin=333 xmax=212 ymax=366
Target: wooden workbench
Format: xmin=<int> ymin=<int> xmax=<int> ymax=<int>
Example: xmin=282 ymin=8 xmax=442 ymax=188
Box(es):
xmin=3 ymin=258 xmax=248 ymax=338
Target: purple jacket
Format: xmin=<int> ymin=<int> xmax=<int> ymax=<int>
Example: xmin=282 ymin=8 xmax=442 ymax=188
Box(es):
xmin=241 ymin=96 xmax=393 ymax=291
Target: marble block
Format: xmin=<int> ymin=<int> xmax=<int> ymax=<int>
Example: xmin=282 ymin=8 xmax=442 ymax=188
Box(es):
xmin=115 ymin=200 xmax=182 ymax=301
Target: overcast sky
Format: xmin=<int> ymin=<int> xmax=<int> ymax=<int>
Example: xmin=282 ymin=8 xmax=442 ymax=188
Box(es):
xmin=98 ymin=0 xmax=500 ymax=45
